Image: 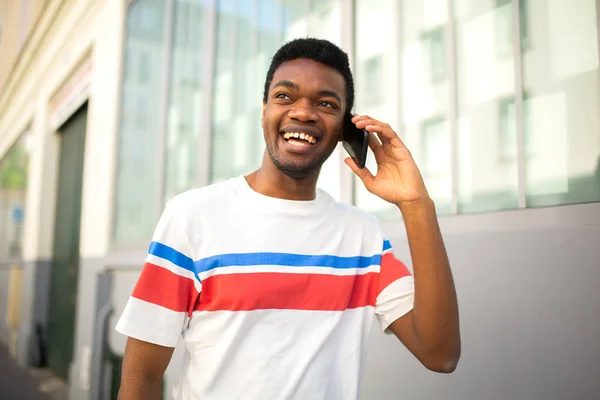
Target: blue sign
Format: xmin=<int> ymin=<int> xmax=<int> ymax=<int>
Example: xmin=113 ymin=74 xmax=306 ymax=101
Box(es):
xmin=12 ymin=205 xmax=24 ymax=224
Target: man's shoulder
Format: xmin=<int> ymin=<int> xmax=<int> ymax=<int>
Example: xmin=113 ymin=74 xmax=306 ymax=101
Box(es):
xmin=165 ymin=178 xmax=238 ymax=214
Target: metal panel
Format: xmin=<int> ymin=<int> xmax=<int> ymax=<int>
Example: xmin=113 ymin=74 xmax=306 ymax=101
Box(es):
xmin=47 ymin=104 xmax=88 ymax=380
xmin=596 ymin=0 xmax=600 ymax=109
xmin=154 ymin=0 xmax=174 ymax=220
xmin=513 ymin=0 xmax=526 ymax=208
xmin=340 ymin=0 xmax=355 ymax=205
xmin=108 ymin=0 xmax=130 ymax=251
xmin=396 ymin=0 xmax=404 ymax=138
xmin=197 ymin=0 xmax=217 ymax=188
xmin=88 ymin=272 xmax=113 ymax=400
xmin=447 ymin=0 xmax=459 ymax=214
xmin=276 ymin=0 xmax=284 ymax=44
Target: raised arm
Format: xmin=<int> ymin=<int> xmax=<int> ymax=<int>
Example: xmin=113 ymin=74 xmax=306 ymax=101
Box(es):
xmin=388 ymin=200 xmax=460 ymax=372
xmin=346 ymin=114 xmax=461 ymax=372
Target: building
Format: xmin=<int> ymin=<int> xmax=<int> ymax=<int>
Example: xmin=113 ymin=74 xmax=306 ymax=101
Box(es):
xmin=0 ymin=0 xmax=599 ymax=399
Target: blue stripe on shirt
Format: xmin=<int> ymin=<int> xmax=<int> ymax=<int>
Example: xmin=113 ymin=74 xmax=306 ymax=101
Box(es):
xmin=194 ymin=252 xmax=382 ymax=274
xmin=148 ymin=241 xmax=196 ymax=273
xmin=383 ymin=239 xmax=392 ymax=251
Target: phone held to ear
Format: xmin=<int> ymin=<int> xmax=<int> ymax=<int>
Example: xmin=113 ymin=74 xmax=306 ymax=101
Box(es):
xmin=342 ymin=113 xmax=369 ymax=169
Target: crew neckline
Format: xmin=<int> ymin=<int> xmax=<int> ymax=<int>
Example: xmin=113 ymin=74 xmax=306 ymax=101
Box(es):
xmin=233 ymin=175 xmax=332 ymax=216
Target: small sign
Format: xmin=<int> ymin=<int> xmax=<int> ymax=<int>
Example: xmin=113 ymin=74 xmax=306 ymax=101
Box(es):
xmin=12 ymin=205 xmax=24 ymax=223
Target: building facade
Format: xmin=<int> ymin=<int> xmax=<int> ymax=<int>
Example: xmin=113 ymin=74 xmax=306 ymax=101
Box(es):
xmin=0 ymin=0 xmax=599 ymax=399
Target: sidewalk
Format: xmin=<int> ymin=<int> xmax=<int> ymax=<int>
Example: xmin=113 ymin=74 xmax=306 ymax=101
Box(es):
xmin=0 ymin=344 xmax=65 ymax=400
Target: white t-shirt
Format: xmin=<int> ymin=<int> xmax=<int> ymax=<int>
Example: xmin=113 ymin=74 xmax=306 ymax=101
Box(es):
xmin=116 ymin=175 xmax=415 ymax=400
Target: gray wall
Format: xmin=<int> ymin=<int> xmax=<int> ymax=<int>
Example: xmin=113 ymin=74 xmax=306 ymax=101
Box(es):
xmin=0 ymin=265 xmax=11 ymax=346
xmin=362 ymin=203 xmax=600 ymax=400
xmin=16 ymin=260 xmax=52 ymax=366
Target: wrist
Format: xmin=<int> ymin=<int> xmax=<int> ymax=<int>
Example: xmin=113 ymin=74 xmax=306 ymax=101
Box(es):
xmin=396 ymin=196 xmax=436 ymax=216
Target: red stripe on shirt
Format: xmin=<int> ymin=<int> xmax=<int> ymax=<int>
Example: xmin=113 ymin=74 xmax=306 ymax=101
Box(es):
xmin=132 ymin=262 xmax=199 ymax=314
xmin=378 ymin=253 xmax=412 ymax=295
xmin=196 ymin=272 xmax=378 ymax=312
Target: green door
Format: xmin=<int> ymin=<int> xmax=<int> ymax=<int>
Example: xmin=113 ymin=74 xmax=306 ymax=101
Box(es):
xmin=46 ymin=104 xmax=87 ymax=380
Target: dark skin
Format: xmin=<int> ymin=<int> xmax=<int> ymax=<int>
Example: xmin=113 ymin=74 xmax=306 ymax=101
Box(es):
xmin=119 ymin=59 xmax=460 ymax=399
xmin=246 ymin=59 xmax=345 ymax=200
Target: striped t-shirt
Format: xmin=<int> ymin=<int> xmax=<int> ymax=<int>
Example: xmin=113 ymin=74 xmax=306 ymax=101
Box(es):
xmin=116 ymin=175 xmax=415 ymax=400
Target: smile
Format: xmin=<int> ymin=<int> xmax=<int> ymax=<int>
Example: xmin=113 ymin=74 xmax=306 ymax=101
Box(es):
xmin=282 ymin=132 xmax=318 ymax=146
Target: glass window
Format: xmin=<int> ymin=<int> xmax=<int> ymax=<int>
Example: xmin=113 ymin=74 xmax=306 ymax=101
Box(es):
xmin=211 ymin=0 xmax=265 ymax=183
xmin=421 ymin=26 xmax=447 ymax=83
xmin=498 ymin=94 xmax=531 ymax=162
xmin=163 ymin=0 xmax=209 ymax=203
xmin=354 ymin=0 xmax=451 ymax=217
xmin=139 ymin=51 xmax=150 ymax=83
xmin=422 ymin=117 xmax=452 ymax=215
xmin=210 ymin=0 xmax=344 ymax=201
xmin=522 ymin=0 xmax=600 ymax=206
xmin=113 ymin=0 xmax=166 ymax=244
xmin=455 ymin=0 xmax=519 ymax=213
xmin=0 ymin=131 xmax=31 ymax=262
xmin=495 ymin=0 xmax=529 ymax=56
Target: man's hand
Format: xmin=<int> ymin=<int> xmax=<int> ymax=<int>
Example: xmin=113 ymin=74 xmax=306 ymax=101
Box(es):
xmin=344 ymin=114 xmax=429 ymax=207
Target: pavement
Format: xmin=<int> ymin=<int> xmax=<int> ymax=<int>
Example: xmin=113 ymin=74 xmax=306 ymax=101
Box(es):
xmin=0 ymin=344 xmax=67 ymax=400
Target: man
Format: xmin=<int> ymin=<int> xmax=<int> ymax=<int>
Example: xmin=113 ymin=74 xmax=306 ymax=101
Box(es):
xmin=116 ymin=38 xmax=460 ymax=400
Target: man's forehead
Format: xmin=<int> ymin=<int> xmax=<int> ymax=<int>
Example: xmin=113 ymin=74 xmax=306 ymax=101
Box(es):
xmin=272 ymin=59 xmax=345 ymax=88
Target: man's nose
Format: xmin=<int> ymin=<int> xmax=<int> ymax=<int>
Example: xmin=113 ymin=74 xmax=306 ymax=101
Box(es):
xmin=288 ymin=99 xmax=318 ymax=122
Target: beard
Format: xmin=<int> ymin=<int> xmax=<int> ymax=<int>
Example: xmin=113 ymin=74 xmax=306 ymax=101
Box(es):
xmin=265 ymin=137 xmax=335 ymax=180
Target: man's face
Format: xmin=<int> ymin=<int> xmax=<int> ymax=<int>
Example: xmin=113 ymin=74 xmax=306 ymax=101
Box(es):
xmin=262 ymin=59 xmax=346 ymax=179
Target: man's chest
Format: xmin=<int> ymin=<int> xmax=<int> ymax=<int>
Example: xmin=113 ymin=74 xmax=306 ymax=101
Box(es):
xmin=190 ymin=218 xmax=383 ymax=313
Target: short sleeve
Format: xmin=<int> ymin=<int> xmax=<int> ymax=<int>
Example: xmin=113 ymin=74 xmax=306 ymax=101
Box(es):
xmin=374 ymin=238 xmax=415 ymax=332
xmin=115 ymin=201 xmax=201 ymax=347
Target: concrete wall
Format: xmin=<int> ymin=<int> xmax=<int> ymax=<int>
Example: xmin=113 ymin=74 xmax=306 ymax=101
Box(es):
xmin=361 ymin=202 xmax=600 ymax=400
xmin=0 ymin=0 xmax=50 ymax=94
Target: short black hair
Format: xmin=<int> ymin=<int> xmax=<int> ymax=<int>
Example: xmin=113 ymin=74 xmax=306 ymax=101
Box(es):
xmin=263 ymin=38 xmax=354 ymax=113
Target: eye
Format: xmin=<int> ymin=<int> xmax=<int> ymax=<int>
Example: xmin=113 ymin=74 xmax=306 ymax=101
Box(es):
xmin=318 ymin=101 xmax=336 ymax=109
xmin=275 ymin=93 xmax=291 ymax=100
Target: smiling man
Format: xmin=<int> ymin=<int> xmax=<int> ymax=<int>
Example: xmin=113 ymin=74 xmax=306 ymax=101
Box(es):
xmin=116 ymin=38 xmax=460 ymax=400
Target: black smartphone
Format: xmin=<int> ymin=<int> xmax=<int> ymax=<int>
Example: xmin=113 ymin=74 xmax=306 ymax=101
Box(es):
xmin=342 ymin=113 xmax=369 ymax=169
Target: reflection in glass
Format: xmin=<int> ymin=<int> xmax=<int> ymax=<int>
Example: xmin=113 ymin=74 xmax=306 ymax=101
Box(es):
xmin=0 ymin=132 xmax=31 ymax=262
xmin=114 ymin=0 xmax=166 ymax=243
xmin=455 ymin=1 xmax=519 ymax=213
xmin=164 ymin=0 xmax=208 ymax=203
xmin=522 ymin=0 xmax=600 ymax=206
xmin=354 ymin=0 xmax=451 ymax=217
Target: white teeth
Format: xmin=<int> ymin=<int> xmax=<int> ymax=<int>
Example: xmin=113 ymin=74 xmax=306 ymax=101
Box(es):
xmin=282 ymin=132 xmax=317 ymax=144
xmin=289 ymin=139 xmax=307 ymax=147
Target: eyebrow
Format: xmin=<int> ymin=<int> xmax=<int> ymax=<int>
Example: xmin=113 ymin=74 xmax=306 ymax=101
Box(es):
xmin=272 ymin=80 xmax=342 ymax=104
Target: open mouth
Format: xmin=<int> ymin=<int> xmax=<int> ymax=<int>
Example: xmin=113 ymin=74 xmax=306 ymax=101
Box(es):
xmin=281 ymin=132 xmax=318 ymax=147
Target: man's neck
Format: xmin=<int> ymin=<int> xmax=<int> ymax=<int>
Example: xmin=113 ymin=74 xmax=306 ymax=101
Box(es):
xmin=246 ymin=157 xmax=320 ymax=201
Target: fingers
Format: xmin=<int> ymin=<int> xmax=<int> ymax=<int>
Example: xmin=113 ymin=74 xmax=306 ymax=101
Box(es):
xmin=352 ymin=115 xmax=406 ymax=148
xmin=344 ymin=157 xmax=374 ymax=189
xmin=368 ymin=131 xmax=381 ymax=152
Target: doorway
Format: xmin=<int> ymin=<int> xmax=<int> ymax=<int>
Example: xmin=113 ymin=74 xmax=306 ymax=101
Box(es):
xmin=46 ymin=103 xmax=88 ymax=380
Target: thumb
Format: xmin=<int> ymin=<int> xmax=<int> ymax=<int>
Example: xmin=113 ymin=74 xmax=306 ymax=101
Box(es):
xmin=344 ymin=157 xmax=375 ymax=189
